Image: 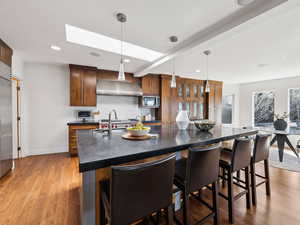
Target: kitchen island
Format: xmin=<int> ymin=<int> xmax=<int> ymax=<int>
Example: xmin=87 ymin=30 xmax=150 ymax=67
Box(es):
xmin=77 ymin=125 xmax=258 ymax=225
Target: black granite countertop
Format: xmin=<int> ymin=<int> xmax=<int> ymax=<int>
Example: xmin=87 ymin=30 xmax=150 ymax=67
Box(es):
xmin=142 ymin=120 xmax=161 ymax=124
xmin=77 ymin=125 xmax=258 ymax=172
xmin=67 ymin=120 xmax=99 ymax=126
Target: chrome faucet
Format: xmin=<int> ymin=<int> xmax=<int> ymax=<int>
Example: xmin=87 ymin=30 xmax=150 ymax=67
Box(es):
xmin=108 ymin=109 xmax=118 ymax=135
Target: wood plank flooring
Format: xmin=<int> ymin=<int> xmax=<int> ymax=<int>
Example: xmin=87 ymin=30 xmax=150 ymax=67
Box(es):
xmin=1 ymin=153 xmax=300 ymax=225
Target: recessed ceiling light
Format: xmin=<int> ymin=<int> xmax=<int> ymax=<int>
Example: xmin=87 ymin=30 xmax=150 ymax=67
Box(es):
xmin=124 ymin=58 xmax=130 ymax=63
xmin=237 ymin=0 xmax=256 ymax=6
xmin=195 ymin=69 xmax=201 ymax=73
xmin=50 ymin=45 xmax=61 ymax=51
xmin=90 ymin=52 xmax=100 ymax=57
xmin=65 ymin=24 xmax=164 ymax=62
xmin=258 ymin=63 xmax=269 ymax=67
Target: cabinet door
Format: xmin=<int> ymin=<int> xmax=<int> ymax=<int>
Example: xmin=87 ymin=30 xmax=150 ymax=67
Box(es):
xmin=193 ymin=102 xmax=198 ymax=118
xmin=178 ymin=102 xmax=183 ymax=112
xmin=193 ymin=85 xmax=198 ymax=98
xmin=198 ymin=103 xmax=204 ymax=119
xmin=208 ymin=83 xmax=222 ymax=123
xmin=70 ymin=68 xmax=83 ymax=106
xmin=177 ymin=84 xmax=183 ymax=97
xmin=185 ymin=84 xmax=190 ymax=98
xmin=0 ymin=40 xmax=12 ymax=67
xmin=83 ymin=70 xmax=97 ymax=106
xmin=142 ymin=75 xmax=160 ymax=96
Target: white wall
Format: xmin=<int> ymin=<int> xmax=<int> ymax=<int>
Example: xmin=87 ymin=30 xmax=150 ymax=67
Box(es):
xmin=22 ymin=62 xmax=76 ymax=156
xmin=222 ymin=83 xmax=240 ymax=127
xmin=239 ymin=76 xmax=300 ymax=145
xmin=20 ymin=62 xmax=144 ymax=156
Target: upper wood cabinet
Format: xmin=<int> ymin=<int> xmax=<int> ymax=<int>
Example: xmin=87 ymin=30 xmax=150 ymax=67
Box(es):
xmin=0 ymin=39 xmax=13 ymax=67
xmin=141 ymin=74 xmax=160 ymax=96
xmin=69 ymin=64 xmax=97 ymax=106
xmin=207 ymin=81 xmax=223 ymax=123
xmin=99 ymin=69 xmax=139 ymax=83
xmin=174 ymin=78 xmax=205 ymax=121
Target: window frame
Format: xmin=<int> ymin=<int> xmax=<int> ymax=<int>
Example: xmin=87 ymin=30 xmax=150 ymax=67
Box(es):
xmin=252 ymin=90 xmax=275 ymax=127
xmin=288 ymin=87 xmax=300 ymax=123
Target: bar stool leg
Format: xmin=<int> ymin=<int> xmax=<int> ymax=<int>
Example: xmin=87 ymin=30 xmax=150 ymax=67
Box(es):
xmin=236 ymin=171 xmax=241 ymax=183
xmin=227 ymin=170 xmax=234 ymax=224
xmin=245 ymin=166 xmax=251 ymax=209
xmin=250 ymin=162 xmax=257 ymax=206
xmin=100 ymin=201 xmax=106 ymax=225
xmin=212 ymin=181 xmax=220 ymax=225
xmin=182 ymin=189 xmax=190 ymax=225
xmin=198 ymin=187 xmax=203 ymax=199
xmin=165 ymin=206 xmax=174 ymax=225
xmin=222 ymin=167 xmax=226 ymax=188
xmin=264 ymin=159 xmax=271 ymax=196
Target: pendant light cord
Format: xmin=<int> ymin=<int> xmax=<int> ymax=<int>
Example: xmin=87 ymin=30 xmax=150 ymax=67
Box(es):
xmin=121 ymin=22 xmax=124 ymax=62
xmin=206 ymin=53 xmax=209 ymax=81
xmin=173 ymin=58 xmax=175 ymax=76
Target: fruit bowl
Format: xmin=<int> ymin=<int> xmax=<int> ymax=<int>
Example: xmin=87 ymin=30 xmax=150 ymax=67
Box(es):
xmin=126 ymin=126 xmax=151 ymax=137
xmin=194 ymin=120 xmax=216 ymax=131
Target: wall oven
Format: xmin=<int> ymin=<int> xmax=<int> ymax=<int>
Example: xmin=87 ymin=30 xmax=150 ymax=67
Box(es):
xmin=141 ymin=96 xmax=160 ymax=108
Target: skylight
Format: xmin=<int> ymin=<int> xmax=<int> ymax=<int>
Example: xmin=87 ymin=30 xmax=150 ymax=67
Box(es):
xmin=65 ymin=24 xmax=164 ymax=62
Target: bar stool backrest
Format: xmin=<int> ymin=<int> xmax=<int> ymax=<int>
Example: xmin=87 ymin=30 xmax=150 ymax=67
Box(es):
xmin=231 ymin=138 xmax=252 ymax=172
xmin=253 ymin=134 xmax=271 ymax=163
xmin=186 ymin=145 xmax=220 ymax=193
xmin=110 ymin=154 xmax=176 ymax=225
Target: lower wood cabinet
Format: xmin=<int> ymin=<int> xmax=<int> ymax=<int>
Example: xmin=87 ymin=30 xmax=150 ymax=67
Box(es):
xmin=68 ymin=124 xmax=99 ymax=156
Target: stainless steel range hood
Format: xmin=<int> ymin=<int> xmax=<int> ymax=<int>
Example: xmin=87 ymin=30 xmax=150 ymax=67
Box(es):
xmin=96 ymin=79 xmax=143 ymax=96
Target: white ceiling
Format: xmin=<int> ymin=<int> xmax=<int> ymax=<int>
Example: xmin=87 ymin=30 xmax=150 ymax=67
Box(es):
xmin=1 ymin=0 xmax=300 ymax=84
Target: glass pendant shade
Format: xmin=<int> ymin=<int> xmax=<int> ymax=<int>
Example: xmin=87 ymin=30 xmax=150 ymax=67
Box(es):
xmin=118 ymin=60 xmax=125 ymax=81
xmin=171 ymin=75 xmax=176 ymax=88
xmin=205 ymin=80 xmax=210 ymax=93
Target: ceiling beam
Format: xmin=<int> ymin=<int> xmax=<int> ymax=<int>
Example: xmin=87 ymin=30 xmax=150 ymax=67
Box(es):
xmin=134 ymin=0 xmax=288 ymax=77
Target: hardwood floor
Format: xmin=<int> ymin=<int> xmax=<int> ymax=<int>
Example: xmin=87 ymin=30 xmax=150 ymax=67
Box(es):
xmin=1 ymin=153 xmax=300 ymax=225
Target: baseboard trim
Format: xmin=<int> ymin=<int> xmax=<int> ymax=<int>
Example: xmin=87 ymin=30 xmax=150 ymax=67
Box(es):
xmin=25 ymin=146 xmax=68 ymax=157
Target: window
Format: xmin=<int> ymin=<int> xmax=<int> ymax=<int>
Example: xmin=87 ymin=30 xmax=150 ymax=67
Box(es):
xmin=289 ymin=88 xmax=300 ymax=122
xmin=253 ymin=91 xmax=274 ymax=127
xmin=222 ymin=95 xmax=234 ymax=124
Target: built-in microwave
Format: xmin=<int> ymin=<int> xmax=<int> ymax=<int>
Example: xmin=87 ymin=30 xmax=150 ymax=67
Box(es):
xmin=141 ymin=96 xmax=160 ymax=108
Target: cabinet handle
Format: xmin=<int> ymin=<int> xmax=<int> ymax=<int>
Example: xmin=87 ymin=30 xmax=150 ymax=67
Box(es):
xmin=81 ymin=78 xmax=84 ymax=104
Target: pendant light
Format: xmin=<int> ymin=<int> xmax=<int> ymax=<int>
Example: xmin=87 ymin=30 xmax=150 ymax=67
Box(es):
xmin=117 ymin=13 xmax=127 ymax=81
xmin=204 ymin=50 xmax=211 ymax=93
xmin=169 ymin=36 xmax=178 ymax=88
xmin=170 ymin=58 xmax=176 ymax=88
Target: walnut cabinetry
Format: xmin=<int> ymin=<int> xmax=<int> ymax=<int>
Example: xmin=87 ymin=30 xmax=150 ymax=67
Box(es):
xmin=0 ymin=39 xmax=13 ymax=67
xmin=206 ymin=81 xmax=223 ymax=124
xmin=68 ymin=124 xmax=98 ymax=156
xmin=69 ymin=64 xmax=97 ymax=106
xmin=141 ymin=74 xmax=160 ymax=96
xmin=175 ymin=78 xmax=205 ymax=121
xmin=158 ymin=75 xmax=222 ymax=124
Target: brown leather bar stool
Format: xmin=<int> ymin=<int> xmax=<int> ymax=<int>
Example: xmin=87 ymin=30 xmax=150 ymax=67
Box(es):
xmin=250 ymin=134 xmax=272 ymax=206
xmin=219 ymin=138 xmax=252 ymax=224
xmin=173 ymin=145 xmax=221 ymax=225
xmin=100 ymin=154 xmax=176 ymax=225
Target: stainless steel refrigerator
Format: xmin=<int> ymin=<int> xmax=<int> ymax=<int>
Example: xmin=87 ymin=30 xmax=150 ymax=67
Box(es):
xmin=0 ymin=61 xmax=13 ymax=178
